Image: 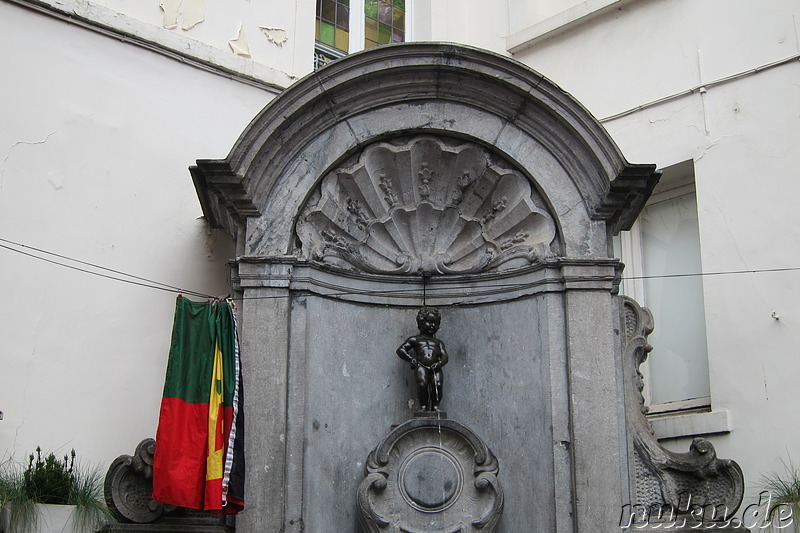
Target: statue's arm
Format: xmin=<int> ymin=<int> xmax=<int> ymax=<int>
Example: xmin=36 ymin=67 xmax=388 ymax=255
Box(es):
xmin=396 ymin=338 xmax=418 ymax=366
xmin=433 ymin=340 xmax=448 ymax=370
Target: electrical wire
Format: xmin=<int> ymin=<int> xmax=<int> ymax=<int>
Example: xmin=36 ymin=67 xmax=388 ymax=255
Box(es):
xmin=622 ymin=266 xmax=800 ymax=281
xmin=2 ymin=237 xmax=799 ymax=302
xmin=0 ymin=238 xmax=215 ymax=299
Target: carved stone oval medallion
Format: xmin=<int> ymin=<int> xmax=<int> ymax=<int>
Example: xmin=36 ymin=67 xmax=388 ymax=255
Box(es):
xmin=399 ymin=447 xmax=463 ymax=512
xmin=357 ymin=418 xmax=503 ymax=533
xmin=296 ymin=136 xmax=557 ymax=275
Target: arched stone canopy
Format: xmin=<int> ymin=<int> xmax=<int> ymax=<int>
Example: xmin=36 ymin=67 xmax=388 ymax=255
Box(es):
xmin=192 ymin=43 xmax=659 ymax=264
xmin=188 ymin=44 xmax=684 ymax=533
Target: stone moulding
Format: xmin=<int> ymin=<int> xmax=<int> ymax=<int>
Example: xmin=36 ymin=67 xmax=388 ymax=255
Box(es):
xmin=230 ymin=256 xmax=623 ymax=306
xmin=620 ymin=297 xmax=745 ymax=529
xmin=190 ymin=44 xmax=660 ymax=256
xmin=296 ymin=136 xmax=558 ymax=275
xmin=358 ymin=418 xmax=503 ymax=533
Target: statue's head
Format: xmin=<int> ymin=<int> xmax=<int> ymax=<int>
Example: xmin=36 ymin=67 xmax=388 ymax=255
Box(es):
xmin=416 ymin=307 xmax=441 ymax=334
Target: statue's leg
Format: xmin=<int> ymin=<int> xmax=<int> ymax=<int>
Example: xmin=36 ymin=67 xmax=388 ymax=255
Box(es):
xmin=431 ymin=370 xmax=443 ymax=409
xmin=415 ymin=366 xmax=430 ymax=410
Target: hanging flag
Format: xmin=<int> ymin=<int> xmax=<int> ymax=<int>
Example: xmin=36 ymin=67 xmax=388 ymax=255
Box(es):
xmin=152 ymin=296 xmax=245 ymax=513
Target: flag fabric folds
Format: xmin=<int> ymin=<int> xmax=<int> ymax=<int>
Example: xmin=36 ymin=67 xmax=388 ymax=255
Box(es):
xmin=153 ymin=296 xmax=245 ymax=513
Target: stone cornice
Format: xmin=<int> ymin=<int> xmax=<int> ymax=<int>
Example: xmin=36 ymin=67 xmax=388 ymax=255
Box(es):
xmin=192 ymin=43 xmax=660 ymax=248
xmin=231 ymin=257 xmax=623 ymax=306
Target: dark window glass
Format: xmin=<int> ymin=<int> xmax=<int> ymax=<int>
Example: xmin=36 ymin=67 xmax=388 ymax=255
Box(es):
xmin=337 ymin=3 xmax=349 ymax=30
xmin=321 ymin=0 xmax=335 ymax=23
xmin=378 ymin=0 xmax=392 ymax=24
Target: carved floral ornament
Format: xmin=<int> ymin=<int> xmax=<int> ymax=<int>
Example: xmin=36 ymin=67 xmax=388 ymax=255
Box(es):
xmin=295 ymin=136 xmax=559 ymax=275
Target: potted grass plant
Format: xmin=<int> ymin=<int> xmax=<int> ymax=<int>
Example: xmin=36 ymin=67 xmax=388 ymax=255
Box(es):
xmin=0 ymin=447 xmax=113 ymax=533
xmin=759 ymin=458 xmax=800 ymax=533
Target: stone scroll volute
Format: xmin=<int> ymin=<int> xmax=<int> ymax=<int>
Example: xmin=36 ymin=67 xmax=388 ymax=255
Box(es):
xmin=296 ymin=136 xmax=559 ymax=275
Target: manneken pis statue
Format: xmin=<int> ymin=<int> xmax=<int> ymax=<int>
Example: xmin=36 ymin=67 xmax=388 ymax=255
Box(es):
xmin=396 ymin=308 xmax=449 ymax=411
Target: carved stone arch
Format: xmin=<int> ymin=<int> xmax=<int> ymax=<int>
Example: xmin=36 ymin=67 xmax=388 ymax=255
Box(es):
xmin=192 ymin=43 xmax=659 ymax=261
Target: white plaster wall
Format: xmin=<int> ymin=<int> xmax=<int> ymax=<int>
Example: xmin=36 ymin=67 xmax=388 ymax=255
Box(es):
xmin=0 ymin=2 xmax=273 ymax=469
xmin=12 ymin=0 xmax=314 ymax=83
xmin=413 ymin=0 xmax=511 ymax=55
xmin=509 ymin=0 xmax=800 ymax=513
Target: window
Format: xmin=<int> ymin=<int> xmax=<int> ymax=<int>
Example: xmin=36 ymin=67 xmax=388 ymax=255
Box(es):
xmin=616 ymin=160 xmax=711 ymax=412
xmin=315 ymin=0 xmax=407 ymax=69
xmin=315 ymin=0 xmax=351 ymax=68
xmin=364 ymin=0 xmax=406 ymax=49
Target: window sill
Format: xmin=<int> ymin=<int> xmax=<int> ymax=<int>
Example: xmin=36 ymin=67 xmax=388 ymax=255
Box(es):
xmin=648 ymin=409 xmax=732 ymax=441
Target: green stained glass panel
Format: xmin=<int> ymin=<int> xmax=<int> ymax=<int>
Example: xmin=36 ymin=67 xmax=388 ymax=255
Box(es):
xmin=378 ymin=22 xmax=391 ymax=44
xmin=395 ymin=0 xmax=404 ymax=9
xmin=365 ymin=0 xmax=377 ymax=19
xmin=319 ymin=20 xmax=335 ymax=46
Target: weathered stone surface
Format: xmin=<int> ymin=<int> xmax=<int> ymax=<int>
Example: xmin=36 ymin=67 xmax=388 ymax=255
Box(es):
xmin=620 ymin=297 xmax=746 ymax=532
xmin=104 ymin=438 xmax=168 ymax=524
xmin=358 ymin=418 xmax=503 ymax=533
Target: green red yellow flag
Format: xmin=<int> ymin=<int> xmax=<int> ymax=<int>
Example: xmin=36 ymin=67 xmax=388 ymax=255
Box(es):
xmin=153 ymin=296 xmax=245 ymax=513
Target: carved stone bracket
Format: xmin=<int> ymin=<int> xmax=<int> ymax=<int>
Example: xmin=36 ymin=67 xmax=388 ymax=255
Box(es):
xmin=620 ymin=297 xmax=745 ymax=528
xmin=357 ymin=418 xmax=504 ymax=532
xmin=104 ymin=438 xmax=174 ymax=523
xmin=297 ymin=136 xmax=558 ymax=275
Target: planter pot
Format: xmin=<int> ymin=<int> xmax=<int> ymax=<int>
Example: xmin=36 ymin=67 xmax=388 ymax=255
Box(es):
xmin=1 ymin=503 xmax=79 ymax=533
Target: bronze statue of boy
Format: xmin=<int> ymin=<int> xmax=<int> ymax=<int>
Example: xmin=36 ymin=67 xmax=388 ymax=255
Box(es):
xmin=396 ymin=308 xmax=449 ymax=411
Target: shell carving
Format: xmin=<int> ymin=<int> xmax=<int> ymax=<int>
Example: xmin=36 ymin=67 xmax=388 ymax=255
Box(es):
xmin=296 ymin=136 xmax=557 ymax=275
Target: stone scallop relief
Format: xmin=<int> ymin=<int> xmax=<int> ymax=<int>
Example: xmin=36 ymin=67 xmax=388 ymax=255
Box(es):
xmin=296 ymin=136 xmax=558 ymax=275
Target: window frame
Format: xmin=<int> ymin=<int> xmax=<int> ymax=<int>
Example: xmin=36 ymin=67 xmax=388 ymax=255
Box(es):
xmin=315 ymin=0 xmax=412 ymax=69
xmin=617 ymin=161 xmax=712 ymax=416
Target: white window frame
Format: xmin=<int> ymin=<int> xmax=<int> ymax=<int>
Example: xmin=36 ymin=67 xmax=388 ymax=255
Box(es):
xmin=617 ymin=162 xmax=713 ymax=415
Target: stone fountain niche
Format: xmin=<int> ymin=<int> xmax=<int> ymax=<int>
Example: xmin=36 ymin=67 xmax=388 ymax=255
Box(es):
xmin=192 ymin=44 xmax=746 ymax=532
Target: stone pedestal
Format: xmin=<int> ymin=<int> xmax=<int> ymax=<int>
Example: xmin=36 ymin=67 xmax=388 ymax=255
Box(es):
xmin=358 ymin=417 xmax=503 ymax=533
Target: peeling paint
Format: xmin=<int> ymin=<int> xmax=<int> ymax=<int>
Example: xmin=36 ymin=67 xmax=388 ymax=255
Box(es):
xmin=229 ymin=23 xmax=251 ymax=57
xmin=159 ymin=0 xmax=180 ymax=30
xmin=181 ymin=0 xmax=207 ymax=31
xmin=260 ymin=26 xmax=288 ymax=46
xmin=160 ymin=0 xmax=206 ymax=31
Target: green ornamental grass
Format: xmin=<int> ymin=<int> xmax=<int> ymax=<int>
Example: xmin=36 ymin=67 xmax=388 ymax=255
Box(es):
xmin=760 ymin=458 xmax=800 ymax=533
xmin=0 ymin=447 xmax=113 ymax=533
